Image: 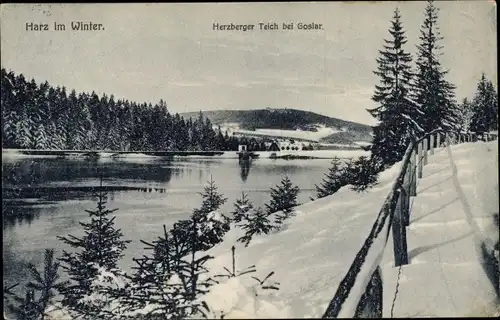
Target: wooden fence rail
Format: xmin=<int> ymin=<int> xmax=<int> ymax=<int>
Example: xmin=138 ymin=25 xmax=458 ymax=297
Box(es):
xmin=322 ymin=130 xmax=498 ymax=318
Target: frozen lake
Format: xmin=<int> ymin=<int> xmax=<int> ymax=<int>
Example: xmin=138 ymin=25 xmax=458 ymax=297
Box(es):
xmin=2 ymin=153 xmax=359 ymax=290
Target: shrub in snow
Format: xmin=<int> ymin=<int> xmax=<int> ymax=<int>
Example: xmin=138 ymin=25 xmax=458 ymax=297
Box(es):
xmin=56 ymin=186 xmax=131 ymax=319
xmin=5 ymin=249 xmax=66 ymax=320
xmin=200 ymin=247 xmax=280 ymax=319
xmin=265 ymin=176 xmax=300 ymax=227
xmin=237 ymin=207 xmax=274 ymax=247
xmin=213 ymin=246 xmax=257 ymax=280
xmin=231 ymin=192 xmax=254 ymax=224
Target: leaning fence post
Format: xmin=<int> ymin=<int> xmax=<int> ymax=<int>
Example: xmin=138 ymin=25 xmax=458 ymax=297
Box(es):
xmin=423 ymin=137 xmax=428 ymax=166
xmin=402 ymin=168 xmax=411 ymax=226
xmin=430 ymin=134 xmax=435 ymax=155
xmin=392 ymin=190 xmax=409 ymax=267
xmin=417 ymin=140 xmax=423 ymax=179
xmin=410 ymin=148 xmax=417 ymax=197
xmin=354 ymin=267 xmax=383 ymax=318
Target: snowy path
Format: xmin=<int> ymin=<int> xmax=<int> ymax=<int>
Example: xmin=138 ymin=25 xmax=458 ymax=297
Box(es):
xmin=202 ymin=140 xmax=498 ymax=318
xmin=381 ymin=141 xmax=499 ymax=317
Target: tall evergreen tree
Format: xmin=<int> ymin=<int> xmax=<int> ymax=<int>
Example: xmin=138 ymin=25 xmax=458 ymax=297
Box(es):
xmin=414 ymin=0 xmax=458 ymax=133
xmin=470 ymin=73 xmax=498 ymax=133
xmin=457 ymin=97 xmax=475 ymax=133
xmin=367 ymin=7 xmax=423 ymax=167
xmin=57 ymin=180 xmax=131 ymax=318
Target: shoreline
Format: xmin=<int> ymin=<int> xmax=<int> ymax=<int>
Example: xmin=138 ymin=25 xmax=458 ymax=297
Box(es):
xmin=2 ymin=148 xmax=369 ymax=160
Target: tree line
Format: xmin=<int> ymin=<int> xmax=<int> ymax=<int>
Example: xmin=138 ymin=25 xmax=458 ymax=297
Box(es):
xmin=314 ymin=0 xmax=498 ymax=200
xmin=368 ymin=0 xmax=498 ymax=168
xmin=0 ymin=68 xmax=253 ymax=152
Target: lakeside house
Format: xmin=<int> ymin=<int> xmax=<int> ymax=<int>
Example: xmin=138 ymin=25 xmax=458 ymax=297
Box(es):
xmin=276 ymin=139 xmax=305 ymax=151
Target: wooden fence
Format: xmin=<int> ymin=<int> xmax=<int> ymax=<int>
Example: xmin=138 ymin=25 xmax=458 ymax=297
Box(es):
xmin=322 ymin=130 xmax=498 ymax=318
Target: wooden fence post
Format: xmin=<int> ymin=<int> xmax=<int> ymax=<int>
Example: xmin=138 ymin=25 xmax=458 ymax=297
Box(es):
xmin=417 ymin=141 xmax=423 ymax=179
xmin=410 ymin=148 xmax=417 ymax=197
xmin=485 ymin=133 xmax=489 ymax=142
xmin=430 ymin=134 xmax=435 ymax=155
xmin=402 ymin=169 xmax=411 ymax=226
xmin=392 ymin=191 xmax=409 ymax=267
xmin=423 ymin=137 xmax=428 ymax=166
xmin=354 ymin=267 xmax=383 ymax=318
xmin=436 ymin=133 xmax=441 ymax=148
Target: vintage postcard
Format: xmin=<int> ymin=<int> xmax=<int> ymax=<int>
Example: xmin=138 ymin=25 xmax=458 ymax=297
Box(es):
xmin=1 ymin=2 xmax=498 ymax=319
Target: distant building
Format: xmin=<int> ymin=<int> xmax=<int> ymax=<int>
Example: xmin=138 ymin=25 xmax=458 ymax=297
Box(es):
xmin=277 ymin=139 xmax=304 ymax=151
xmin=268 ymin=141 xmax=280 ymax=152
xmin=238 ymin=145 xmax=247 ymax=152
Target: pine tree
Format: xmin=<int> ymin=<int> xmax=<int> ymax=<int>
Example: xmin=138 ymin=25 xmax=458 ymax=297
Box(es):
xmin=457 ymin=97 xmax=475 ymax=133
xmin=344 ymin=156 xmax=380 ymax=192
xmin=231 ymin=192 xmax=254 ymax=223
xmin=127 ymin=220 xmax=215 ymax=319
xmin=367 ymin=7 xmax=424 ymax=167
xmin=126 ymin=225 xmax=188 ymax=319
xmin=57 ymin=179 xmax=131 ymax=318
xmin=265 ymin=176 xmax=300 ymax=226
xmin=6 ymin=249 xmax=66 ymax=320
xmin=414 ymin=0 xmax=458 ymax=133
xmin=315 ymin=157 xmax=347 ymax=198
xmin=171 ymin=177 xmax=230 ymax=254
xmin=470 ymin=73 xmax=499 ymax=133
xmin=237 ymin=207 xmax=273 ymax=247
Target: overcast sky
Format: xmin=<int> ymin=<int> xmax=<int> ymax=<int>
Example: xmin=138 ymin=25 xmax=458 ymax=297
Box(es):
xmin=0 ymin=2 xmax=496 ymax=125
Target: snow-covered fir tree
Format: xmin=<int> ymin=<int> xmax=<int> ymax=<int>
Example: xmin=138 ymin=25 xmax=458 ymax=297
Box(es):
xmin=56 ymin=181 xmax=131 ymax=319
xmin=470 ymin=73 xmax=498 ymax=133
xmin=237 ymin=207 xmax=274 ymax=247
xmin=265 ymin=176 xmax=300 ymax=227
xmin=231 ymin=192 xmax=254 ymax=223
xmin=457 ymin=97 xmax=475 ymax=133
xmin=344 ymin=156 xmax=380 ymax=192
xmin=367 ymin=7 xmax=424 ymax=167
xmin=170 ymin=178 xmax=230 ymax=254
xmin=315 ymin=157 xmax=347 ymax=199
xmin=413 ymin=0 xmax=459 ymax=133
xmin=191 ymin=177 xmax=230 ymax=251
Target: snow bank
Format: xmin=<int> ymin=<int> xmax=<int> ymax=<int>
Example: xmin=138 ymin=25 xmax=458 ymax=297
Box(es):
xmin=202 ymin=141 xmax=499 ymax=318
xmin=202 ymin=160 xmax=402 ymax=318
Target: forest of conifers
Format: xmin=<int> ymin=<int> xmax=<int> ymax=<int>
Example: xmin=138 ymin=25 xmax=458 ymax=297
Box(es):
xmin=0 ymin=68 xmax=250 ymax=151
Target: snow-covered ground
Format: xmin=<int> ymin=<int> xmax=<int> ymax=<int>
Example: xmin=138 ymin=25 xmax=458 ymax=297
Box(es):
xmin=200 ymin=140 xmax=499 ymax=318
xmin=219 ymin=123 xmax=342 ymax=142
xmin=234 ymin=126 xmax=341 ymax=142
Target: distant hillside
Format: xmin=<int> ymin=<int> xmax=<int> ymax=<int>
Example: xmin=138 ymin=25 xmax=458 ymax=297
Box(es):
xmin=181 ymin=108 xmax=373 ymax=144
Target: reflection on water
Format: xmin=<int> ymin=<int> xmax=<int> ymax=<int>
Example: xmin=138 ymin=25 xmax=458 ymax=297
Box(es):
xmin=2 ymin=201 xmax=44 ymax=229
xmin=2 ymin=155 xmax=340 ymax=293
xmin=239 ymin=159 xmax=252 ymax=182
